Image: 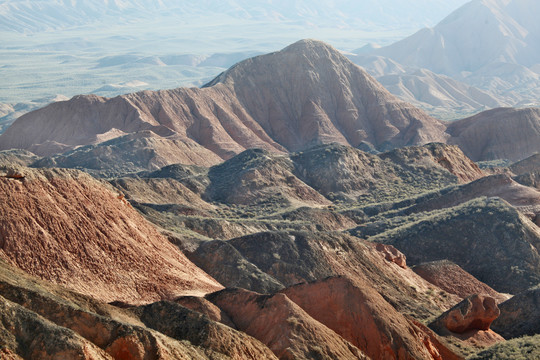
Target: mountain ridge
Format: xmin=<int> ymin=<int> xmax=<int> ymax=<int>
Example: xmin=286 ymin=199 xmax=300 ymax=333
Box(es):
xmin=0 ymin=39 xmax=449 ymax=167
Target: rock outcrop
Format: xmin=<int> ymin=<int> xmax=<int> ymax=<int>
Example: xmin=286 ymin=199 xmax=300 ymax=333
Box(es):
xmin=375 ymin=243 xmax=407 ymax=268
xmin=430 ymin=295 xmax=501 ymax=334
xmin=281 ymin=276 xmax=451 ymax=360
xmin=0 ymin=166 xmax=222 ymax=304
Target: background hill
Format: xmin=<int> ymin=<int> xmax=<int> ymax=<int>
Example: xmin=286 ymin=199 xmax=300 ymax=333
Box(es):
xmin=363 ymin=0 xmax=540 ymax=115
xmin=0 ymin=0 xmax=470 ymax=129
xmin=0 ymin=40 xmax=448 ymax=166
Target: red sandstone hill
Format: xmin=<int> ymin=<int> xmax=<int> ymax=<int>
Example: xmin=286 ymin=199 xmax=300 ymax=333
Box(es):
xmin=0 ymin=166 xmax=222 ymax=304
xmin=447 ymin=107 xmax=540 ymax=162
xmin=1 ymin=40 xmax=537 ymax=167
xmin=0 ymin=39 xmax=447 ymax=170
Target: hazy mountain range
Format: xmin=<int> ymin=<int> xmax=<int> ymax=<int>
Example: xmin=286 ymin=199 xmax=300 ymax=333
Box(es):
xmin=0 ymin=0 xmax=469 ymax=33
xmin=2 ymin=0 xmax=538 ymax=127
xmin=0 ymin=0 xmax=472 ymax=130
xmin=355 ymin=0 xmax=540 ymax=117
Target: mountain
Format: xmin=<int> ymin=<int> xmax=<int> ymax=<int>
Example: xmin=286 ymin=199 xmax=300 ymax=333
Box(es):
xmin=369 ymin=0 xmax=540 ymax=108
xmin=447 ymin=107 xmax=540 ymax=161
xmin=3 ymin=139 xmax=540 ymax=357
xmin=374 ymin=0 xmax=540 ymax=75
xmin=368 ymin=197 xmax=540 ymax=294
xmin=0 ymin=40 xmax=448 ymax=168
xmin=0 ymin=165 xmax=222 ymax=304
xmin=347 ymin=54 xmax=509 ymax=119
xmin=3 ymin=39 xmax=538 ymax=165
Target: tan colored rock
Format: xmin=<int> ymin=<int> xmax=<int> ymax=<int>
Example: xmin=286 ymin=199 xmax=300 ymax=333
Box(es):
xmin=375 ymin=243 xmax=407 ymax=268
xmin=0 ymin=166 xmax=222 ymax=304
xmin=431 ymin=295 xmax=500 ymax=334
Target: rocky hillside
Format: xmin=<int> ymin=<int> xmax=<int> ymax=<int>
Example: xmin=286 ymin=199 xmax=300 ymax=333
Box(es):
xmin=447 ymin=107 xmax=540 ymax=162
xmin=0 ymin=165 xmax=222 ymax=304
xmin=0 ymin=40 xmax=448 ymax=169
xmin=2 ymin=39 xmax=539 ymax=166
xmin=2 ymin=132 xmax=540 ymax=358
xmin=367 ymin=197 xmax=540 ymax=294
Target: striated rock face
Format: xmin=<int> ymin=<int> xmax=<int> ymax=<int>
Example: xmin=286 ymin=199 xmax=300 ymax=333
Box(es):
xmin=280 ymin=276 xmax=451 ymax=360
xmin=0 ymin=259 xmax=276 ymax=360
xmin=207 ymin=288 xmax=369 ymax=360
xmin=133 ymin=300 xmax=279 ymax=359
xmin=186 ymin=240 xmax=285 ymax=294
xmin=174 ymin=295 xmax=236 ymax=329
xmin=447 ymin=107 xmax=540 ymax=162
xmin=0 ymin=166 xmax=222 ymax=304
xmin=413 ymin=261 xmax=509 ymax=303
xmin=0 ymin=294 xmax=111 ymax=360
xmin=492 ymin=286 xmax=540 ymax=339
xmin=430 ymin=295 xmax=501 ymax=334
xmin=206 ymin=39 xmax=448 ymax=152
xmin=0 ymin=40 xmax=447 ymax=169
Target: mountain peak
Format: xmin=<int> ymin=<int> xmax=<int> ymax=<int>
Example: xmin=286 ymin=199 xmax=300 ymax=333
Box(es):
xmin=281 ymin=38 xmax=338 ymax=54
xmin=0 ymin=39 xmax=447 ymax=168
